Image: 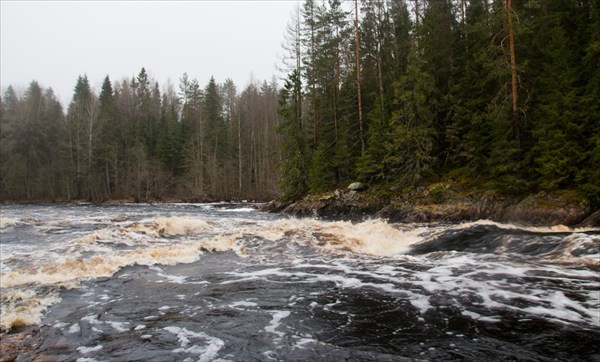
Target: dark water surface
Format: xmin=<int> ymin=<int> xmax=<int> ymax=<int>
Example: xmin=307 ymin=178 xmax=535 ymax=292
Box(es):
xmin=1 ymin=203 xmax=598 ymax=361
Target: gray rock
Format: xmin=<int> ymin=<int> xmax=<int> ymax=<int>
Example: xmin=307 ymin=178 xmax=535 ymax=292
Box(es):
xmin=348 ymin=182 xmax=367 ymax=191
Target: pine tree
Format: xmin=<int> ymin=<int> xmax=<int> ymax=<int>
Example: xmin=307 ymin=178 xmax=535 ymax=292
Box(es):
xmin=481 ymin=0 xmax=529 ymax=192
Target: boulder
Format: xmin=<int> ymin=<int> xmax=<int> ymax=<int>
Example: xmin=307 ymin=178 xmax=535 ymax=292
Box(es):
xmin=578 ymin=209 xmax=600 ymax=227
xmin=501 ymin=192 xmax=593 ymax=226
xmin=348 ymin=182 xmax=368 ymax=191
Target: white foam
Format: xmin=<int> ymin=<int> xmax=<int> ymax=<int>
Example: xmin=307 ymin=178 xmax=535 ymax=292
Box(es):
xmin=406 ymin=253 xmax=600 ymax=327
xmin=461 ymin=310 xmax=501 ymax=323
xmin=81 ymin=314 xmax=101 ymax=325
xmin=107 ymin=321 xmax=129 ymax=332
xmin=230 ymin=301 xmax=258 ymax=309
xmin=77 ymin=345 xmax=103 ymax=354
xmin=293 ymin=337 xmax=319 ymax=349
xmin=220 ymin=207 xmax=256 ymax=213
xmin=78 ymin=313 xmax=130 ymax=334
xmin=163 ymin=326 xmax=225 ymax=361
xmin=0 ymin=242 xmax=207 ymax=288
xmin=0 ymin=289 xmax=61 ymax=331
xmin=248 ymin=218 xmax=427 ymax=257
xmin=154 ymin=216 xmax=211 ymax=236
xmin=454 ymin=219 xmax=600 ymax=234
xmin=265 ymin=310 xmax=291 ymax=339
xmin=0 ymin=216 xmax=19 ymax=229
xmin=68 ymin=323 xmax=81 ymax=334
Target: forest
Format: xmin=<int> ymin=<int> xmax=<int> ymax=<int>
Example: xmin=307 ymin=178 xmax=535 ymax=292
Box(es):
xmin=0 ymin=72 xmax=281 ymax=202
xmin=1 ymin=0 xmax=599 ymax=204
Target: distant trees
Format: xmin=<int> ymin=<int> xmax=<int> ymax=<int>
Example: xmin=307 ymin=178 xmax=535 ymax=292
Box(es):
xmin=1 ymin=82 xmax=66 ymax=200
xmin=1 ymin=71 xmax=282 ymax=202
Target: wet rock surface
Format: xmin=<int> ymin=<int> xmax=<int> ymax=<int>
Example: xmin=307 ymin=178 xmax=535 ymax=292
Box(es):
xmin=262 ymin=187 xmax=598 ymax=227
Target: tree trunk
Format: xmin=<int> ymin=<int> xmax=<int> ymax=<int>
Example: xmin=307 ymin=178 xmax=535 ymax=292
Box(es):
xmin=238 ymin=113 xmax=242 ymax=194
xmin=505 ymin=0 xmax=520 ymax=146
xmin=87 ymin=102 xmax=94 ymax=201
xmin=105 ymin=161 xmax=111 ymax=197
xmin=354 ymin=0 xmax=365 ymax=155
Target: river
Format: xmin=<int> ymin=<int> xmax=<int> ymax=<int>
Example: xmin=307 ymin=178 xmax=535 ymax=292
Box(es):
xmin=1 ymin=203 xmax=598 ymax=361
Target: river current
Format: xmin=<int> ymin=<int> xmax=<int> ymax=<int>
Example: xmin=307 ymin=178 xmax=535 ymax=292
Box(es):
xmin=0 ymin=203 xmax=598 ymax=361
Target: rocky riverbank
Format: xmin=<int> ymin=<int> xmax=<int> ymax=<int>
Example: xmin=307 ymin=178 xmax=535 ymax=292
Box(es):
xmin=262 ymin=182 xmax=599 ymax=227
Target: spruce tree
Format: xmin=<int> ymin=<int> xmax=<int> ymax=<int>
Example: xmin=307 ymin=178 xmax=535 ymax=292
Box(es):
xmin=276 ymin=71 xmax=308 ymax=200
xmin=204 ymin=76 xmax=227 ymax=196
xmin=577 ymin=1 xmax=600 ymax=204
xmin=419 ymin=0 xmax=456 ymax=168
xmin=447 ymin=0 xmax=493 ymax=171
xmin=98 ymin=75 xmax=119 ymax=197
xmin=385 ymin=40 xmax=436 ymax=188
xmin=528 ymin=6 xmax=581 ymax=190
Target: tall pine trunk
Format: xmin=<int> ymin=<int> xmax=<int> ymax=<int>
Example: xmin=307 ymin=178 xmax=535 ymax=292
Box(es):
xmin=505 ymin=0 xmax=519 ymax=146
xmin=354 ymin=0 xmax=364 ymax=154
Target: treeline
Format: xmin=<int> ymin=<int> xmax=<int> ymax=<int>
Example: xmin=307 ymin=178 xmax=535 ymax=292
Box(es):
xmin=2 ymin=0 xmax=599 ymax=205
xmin=277 ymin=0 xmax=599 ymax=204
xmin=0 ymin=70 xmax=281 ymax=201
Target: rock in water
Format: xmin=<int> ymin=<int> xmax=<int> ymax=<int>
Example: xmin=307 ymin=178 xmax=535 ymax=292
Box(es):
xmin=348 ymin=182 xmax=367 ymax=191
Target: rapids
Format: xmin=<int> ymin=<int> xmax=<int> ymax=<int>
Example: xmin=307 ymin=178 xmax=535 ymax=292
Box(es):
xmin=0 ymin=203 xmax=598 ymax=361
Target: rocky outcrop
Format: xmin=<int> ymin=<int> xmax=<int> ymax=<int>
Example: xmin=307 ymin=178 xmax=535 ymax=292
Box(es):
xmin=500 ymin=192 xmax=593 ymax=226
xmin=262 ymin=190 xmax=383 ymax=220
xmin=262 ymin=185 xmax=599 ymax=227
xmin=579 ymin=209 xmax=600 ymax=227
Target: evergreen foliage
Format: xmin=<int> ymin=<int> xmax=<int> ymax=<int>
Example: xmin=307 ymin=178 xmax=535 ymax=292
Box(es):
xmin=1 ymin=0 xmax=598 ymax=204
xmin=276 ymin=71 xmax=308 ymax=201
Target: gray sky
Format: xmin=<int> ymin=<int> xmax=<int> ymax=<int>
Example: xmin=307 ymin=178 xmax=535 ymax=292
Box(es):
xmin=1 ymin=0 xmax=300 ymax=106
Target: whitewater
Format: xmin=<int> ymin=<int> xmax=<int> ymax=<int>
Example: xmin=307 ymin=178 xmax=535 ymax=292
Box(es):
xmin=0 ymin=203 xmax=598 ymax=361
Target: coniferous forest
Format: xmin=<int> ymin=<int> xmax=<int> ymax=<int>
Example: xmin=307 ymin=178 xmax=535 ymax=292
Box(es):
xmin=1 ymin=0 xmax=599 ymax=205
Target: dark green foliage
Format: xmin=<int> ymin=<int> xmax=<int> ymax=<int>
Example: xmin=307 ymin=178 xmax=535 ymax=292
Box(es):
xmin=1 ymin=82 xmax=65 ymax=200
xmin=156 ymin=101 xmax=184 ymax=176
xmin=576 ymin=2 xmax=600 ymax=205
xmin=276 ymin=71 xmax=308 ymax=201
xmin=204 ymin=77 xmax=227 ymax=156
xmin=280 ymin=0 xmax=599 ymax=202
xmin=308 ymin=142 xmax=336 ymax=193
xmin=1 ymin=69 xmax=283 ymax=202
xmin=384 ymin=42 xmax=436 ymax=187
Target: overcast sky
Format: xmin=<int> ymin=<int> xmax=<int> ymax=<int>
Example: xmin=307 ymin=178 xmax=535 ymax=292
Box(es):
xmin=1 ymin=0 xmax=301 ymax=106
